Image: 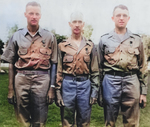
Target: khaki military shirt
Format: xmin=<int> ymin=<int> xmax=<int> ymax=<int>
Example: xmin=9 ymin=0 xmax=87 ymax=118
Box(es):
xmin=1 ymin=27 xmax=57 ymax=69
xmin=56 ymin=37 xmax=99 ymax=90
xmin=98 ymin=29 xmax=148 ymax=94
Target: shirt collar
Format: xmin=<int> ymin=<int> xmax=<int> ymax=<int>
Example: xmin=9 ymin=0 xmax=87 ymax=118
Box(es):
xmin=108 ymin=28 xmax=134 ymax=39
xmin=64 ymin=36 xmax=92 ymax=47
xmin=22 ymin=26 xmax=43 ymax=37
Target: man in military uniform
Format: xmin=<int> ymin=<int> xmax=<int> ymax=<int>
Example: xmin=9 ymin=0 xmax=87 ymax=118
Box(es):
xmin=1 ymin=2 xmax=57 ymax=127
xmin=97 ymin=5 xmax=147 ymax=127
xmin=55 ymin=11 xmax=99 ymax=127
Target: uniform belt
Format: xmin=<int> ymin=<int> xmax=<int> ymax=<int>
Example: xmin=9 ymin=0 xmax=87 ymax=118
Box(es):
xmin=64 ymin=74 xmax=88 ymax=81
xmin=17 ymin=70 xmax=48 ymax=75
xmin=105 ymin=71 xmax=137 ymax=77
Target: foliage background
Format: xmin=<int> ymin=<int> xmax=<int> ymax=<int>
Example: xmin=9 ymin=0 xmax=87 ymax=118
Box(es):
xmin=0 ymin=73 xmax=150 ymax=127
xmin=1 ymin=24 xmax=150 ymax=127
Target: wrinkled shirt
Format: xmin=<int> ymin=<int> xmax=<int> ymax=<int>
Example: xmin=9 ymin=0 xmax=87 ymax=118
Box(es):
xmin=1 ymin=27 xmax=57 ymax=70
xmin=56 ymin=37 xmax=99 ymax=92
xmin=98 ymin=29 xmax=148 ymax=94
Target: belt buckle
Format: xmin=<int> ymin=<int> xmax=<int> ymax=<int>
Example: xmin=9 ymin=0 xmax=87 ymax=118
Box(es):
xmin=25 ymin=70 xmax=37 ymax=75
xmin=76 ymin=77 xmax=81 ymax=81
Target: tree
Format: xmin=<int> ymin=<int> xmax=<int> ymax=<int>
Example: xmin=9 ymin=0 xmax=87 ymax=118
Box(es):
xmin=0 ymin=39 xmax=4 ymax=72
xmin=6 ymin=24 xmax=18 ymax=46
xmin=142 ymin=34 xmax=150 ymax=61
xmin=82 ymin=24 xmax=93 ymax=41
xmin=51 ymin=29 xmax=67 ymax=44
xmin=0 ymin=39 xmax=4 ymax=55
xmin=8 ymin=24 xmax=18 ymax=39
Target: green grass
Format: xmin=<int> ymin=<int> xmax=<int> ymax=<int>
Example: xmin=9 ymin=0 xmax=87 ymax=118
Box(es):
xmin=0 ymin=73 xmax=150 ymax=127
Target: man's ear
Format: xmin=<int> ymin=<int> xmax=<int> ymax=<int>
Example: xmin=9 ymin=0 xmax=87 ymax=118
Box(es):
xmin=111 ymin=16 xmax=114 ymax=22
xmin=83 ymin=22 xmax=85 ymax=27
xmin=24 ymin=12 xmax=27 ymax=18
xmin=69 ymin=22 xmax=72 ymax=27
xmin=127 ymin=16 xmax=130 ymax=22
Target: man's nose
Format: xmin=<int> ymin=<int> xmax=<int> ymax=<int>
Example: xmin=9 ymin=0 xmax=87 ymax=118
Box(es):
xmin=33 ymin=14 xmax=37 ymax=18
xmin=120 ymin=15 xmax=124 ymax=19
xmin=75 ymin=22 xmax=79 ymax=26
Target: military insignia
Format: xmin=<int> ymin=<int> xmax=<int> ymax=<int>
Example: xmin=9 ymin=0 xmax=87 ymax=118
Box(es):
xmin=85 ymin=48 xmax=89 ymax=54
xmin=133 ymin=34 xmax=141 ymax=37
xmin=41 ymin=40 xmax=46 ymax=44
xmin=101 ymin=33 xmax=109 ymax=37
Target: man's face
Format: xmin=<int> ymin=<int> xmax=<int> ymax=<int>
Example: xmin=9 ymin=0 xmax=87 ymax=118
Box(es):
xmin=24 ymin=5 xmax=41 ymax=27
xmin=69 ymin=20 xmax=84 ymax=35
xmin=112 ymin=8 xmax=130 ymax=29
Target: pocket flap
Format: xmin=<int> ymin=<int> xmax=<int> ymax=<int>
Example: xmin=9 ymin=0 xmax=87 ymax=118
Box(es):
xmin=84 ymin=55 xmax=90 ymax=62
xmin=134 ymin=48 xmax=139 ymax=55
xmin=128 ymin=48 xmax=139 ymax=55
xmin=128 ymin=48 xmax=134 ymax=54
xmin=40 ymin=48 xmax=51 ymax=55
xmin=63 ymin=55 xmax=73 ymax=62
xmin=18 ymin=48 xmax=28 ymax=55
xmin=105 ymin=47 xmax=116 ymax=54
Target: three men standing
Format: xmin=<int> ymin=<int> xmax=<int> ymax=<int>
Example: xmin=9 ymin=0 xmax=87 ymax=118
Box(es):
xmin=98 ymin=5 xmax=147 ymax=127
xmin=1 ymin=2 xmax=148 ymax=127
xmin=1 ymin=2 xmax=57 ymax=127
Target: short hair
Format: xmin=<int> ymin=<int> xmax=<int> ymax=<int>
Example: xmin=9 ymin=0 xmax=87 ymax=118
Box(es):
xmin=26 ymin=1 xmax=41 ymax=8
xmin=113 ymin=4 xmax=128 ymax=15
xmin=70 ymin=11 xmax=84 ymax=22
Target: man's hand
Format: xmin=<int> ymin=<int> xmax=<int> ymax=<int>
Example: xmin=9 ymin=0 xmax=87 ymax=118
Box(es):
xmin=140 ymin=94 xmax=147 ymax=108
xmin=47 ymin=87 xmax=55 ymax=105
xmin=7 ymin=86 xmax=15 ymax=105
xmin=55 ymin=89 xmax=64 ymax=107
xmin=97 ymin=85 xmax=103 ymax=107
xmin=90 ymin=97 xmax=97 ymax=105
xmin=8 ymin=64 xmax=15 ymax=105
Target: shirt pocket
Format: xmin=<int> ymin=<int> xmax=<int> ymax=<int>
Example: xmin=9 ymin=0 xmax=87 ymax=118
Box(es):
xmin=84 ymin=55 xmax=90 ymax=63
xmin=63 ymin=55 xmax=73 ymax=62
xmin=18 ymin=48 xmax=28 ymax=55
xmin=128 ymin=48 xmax=139 ymax=55
xmin=104 ymin=47 xmax=116 ymax=54
xmin=40 ymin=48 xmax=51 ymax=56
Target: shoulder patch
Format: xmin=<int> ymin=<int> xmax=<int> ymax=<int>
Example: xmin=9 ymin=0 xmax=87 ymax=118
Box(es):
xmin=133 ymin=34 xmax=141 ymax=37
xmin=17 ymin=28 xmax=23 ymax=31
xmin=43 ymin=29 xmax=49 ymax=32
xmin=101 ymin=33 xmax=109 ymax=37
xmin=87 ymin=40 xmax=93 ymax=46
xmin=62 ymin=39 xmax=67 ymax=42
xmin=88 ymin=39 xmax=92 ymax=42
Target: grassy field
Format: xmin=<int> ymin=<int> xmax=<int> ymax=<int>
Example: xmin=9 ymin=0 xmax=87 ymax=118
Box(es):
xmin=0 ymin=73 xmax=150 ymax=127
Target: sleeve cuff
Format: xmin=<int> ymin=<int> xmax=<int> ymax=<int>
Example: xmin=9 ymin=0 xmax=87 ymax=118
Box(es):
xmin=141 ymin=86 xmax=147 ymax=95
xmin=50 ymin=85 xmax=55 ymax=88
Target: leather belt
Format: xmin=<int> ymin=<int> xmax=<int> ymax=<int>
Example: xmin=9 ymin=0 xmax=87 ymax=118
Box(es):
xmin=105 ymin=71 xmax=137 ymax=77
xmin=17 ymin=70 xmax=48 ymax=75
xmin=64 ymin=74 xmax=88 ymax=82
